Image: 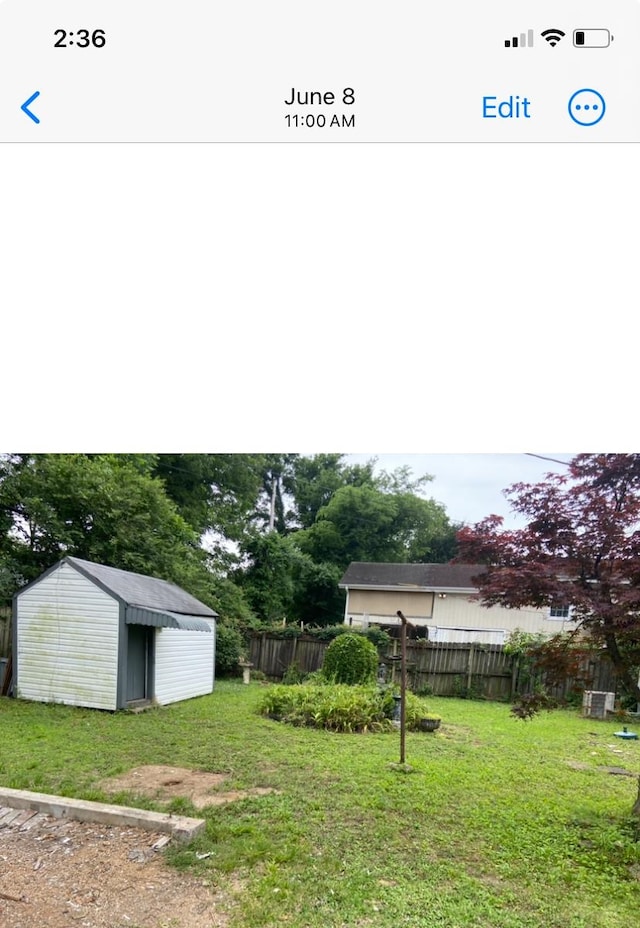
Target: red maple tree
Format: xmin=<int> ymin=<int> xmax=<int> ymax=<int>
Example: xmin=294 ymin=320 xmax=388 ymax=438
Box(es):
xmin=457 ymin=454 xmax=640 ymax=705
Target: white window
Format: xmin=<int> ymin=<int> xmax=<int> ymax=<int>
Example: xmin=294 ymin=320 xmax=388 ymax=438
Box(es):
xmin=548 ymin=605 xmax=572 ymax=620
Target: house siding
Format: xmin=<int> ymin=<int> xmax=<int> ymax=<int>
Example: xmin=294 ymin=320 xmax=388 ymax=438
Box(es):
xmin=431 ymin=593 xmax=562 ymax=635
xmin=16 ymin=562 xmax=119 ymax=710
xmin=347 ymin=589 xmax=434 ymax=620
xmin=154 ymin=619 xmax=215 ymax=705
xmin=345 ymin=588 xmax=576 ymax=642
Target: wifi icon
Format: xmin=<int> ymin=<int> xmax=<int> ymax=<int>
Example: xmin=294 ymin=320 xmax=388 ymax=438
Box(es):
xmin=541 ymin=28 xmax=566 ymax=47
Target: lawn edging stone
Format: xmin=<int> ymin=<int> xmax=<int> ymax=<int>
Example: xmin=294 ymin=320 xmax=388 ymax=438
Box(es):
xmin=0 ymin=786 xmax=205 ymax=843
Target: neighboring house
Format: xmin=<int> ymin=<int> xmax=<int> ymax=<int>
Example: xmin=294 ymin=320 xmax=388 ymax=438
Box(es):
xmin=13 ymin=557 xmax=217 ymax=710
xmin=339 ymin=562 xmax=576 ymax=644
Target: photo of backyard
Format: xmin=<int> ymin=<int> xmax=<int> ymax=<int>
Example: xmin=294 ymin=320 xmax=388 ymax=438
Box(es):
xmin=1 ymin=453 xmax=639 ymax=928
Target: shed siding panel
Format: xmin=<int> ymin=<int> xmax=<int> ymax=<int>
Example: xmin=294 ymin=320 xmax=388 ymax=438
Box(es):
xmin=16 ymin=562 xmax=119 ymax=710
xmin=154 ymin=622 xmax=215 ymax=705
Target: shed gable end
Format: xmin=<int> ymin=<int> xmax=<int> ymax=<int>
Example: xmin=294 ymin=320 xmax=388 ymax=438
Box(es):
xmin=16 ymin=561 xmax=120 ymax=710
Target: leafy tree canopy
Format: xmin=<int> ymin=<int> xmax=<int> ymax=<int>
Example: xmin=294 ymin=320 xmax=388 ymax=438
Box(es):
xmin=0 ymin=453 xmax=205 ymax=602
xmin=0 ymin=452 xmax=460 ymax=628
xmin=286 ymin=454 xmax=377 ymax=529
xmin=457 ymin=453 xmax=640 ymax=703
xmin=296 ymin=480 xmax=458 ymax=570
xmin=153 ymin=453 xmax=265 ymax=540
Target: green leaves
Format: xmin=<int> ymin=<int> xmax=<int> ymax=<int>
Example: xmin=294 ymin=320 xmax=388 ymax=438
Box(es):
xmin=0 ymin=453 xmax=203 ymax=596
xmin=154 ymin=453 xmax=265 ymax=539
xmin=0 ymin=451 xmax=461 ymax=628
xmin=458 ymin=453 xmax=640 ymax=705
xmin=260 ymin=683 xmax=393 ymax=733
xmin=322 ymin=633 xmax=379 ymax=685
xmin=215 ymin=624 xmax=245 ymax=676
xmin=296 ymin=481 xmax=459 ymax=569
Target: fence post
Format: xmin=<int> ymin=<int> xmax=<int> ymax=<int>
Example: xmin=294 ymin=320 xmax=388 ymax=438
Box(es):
xmin=467 ymin=644 xmax=475 ymax=695
xmin=0 ymin=609 xmax=12 ymax=659
xmin=511 ymin=656 xmax=519 ymax=698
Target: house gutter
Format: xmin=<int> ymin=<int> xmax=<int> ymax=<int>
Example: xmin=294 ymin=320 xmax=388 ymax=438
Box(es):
xmin=339 ymin=584 xmax=477 ymax=594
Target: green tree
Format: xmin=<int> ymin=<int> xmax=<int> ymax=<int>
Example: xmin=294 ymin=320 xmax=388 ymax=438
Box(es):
xmin=238 ymin=530 xmax=347 ymax=626
xmin=237 ymin=531 xmax=302 ymax=623
xmin=287 ymin=454 xmax=377 ymax=529
xmin=0 ymin=454 xmax=206 ymax=600
xmin=153 ymin=453 xmax=265 ymax=541
xmin=237 ymin=460 xmax=459 ymax=625
xmin=295 ymin=480 xmax=458 ymax=570
xmin=457 ymin=453 xmax=640 ymax=705
xmin=290 ymin=558 xmax=345 ymax=626
xmin=252 ymin=454 xmax=298 ymax=534
xmin=198 ymin=568 xmax=258 ymax=627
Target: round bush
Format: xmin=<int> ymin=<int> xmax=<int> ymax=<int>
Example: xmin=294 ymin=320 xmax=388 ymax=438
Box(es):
xmin=215 ymin=624 xmax=244 ymax=676
xmin=322 ymin=633 xmax=378 ymax=685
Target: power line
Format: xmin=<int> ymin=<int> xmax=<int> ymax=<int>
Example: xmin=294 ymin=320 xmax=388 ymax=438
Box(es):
xmin=524 ymin=453 xmax=572 ymax=467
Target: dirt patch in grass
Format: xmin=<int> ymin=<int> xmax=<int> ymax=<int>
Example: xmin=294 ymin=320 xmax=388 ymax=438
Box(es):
xmin=565 ymin=760 xmax=636 ymax=777
xmin=100 ymin=765 xmax=278 ymax=810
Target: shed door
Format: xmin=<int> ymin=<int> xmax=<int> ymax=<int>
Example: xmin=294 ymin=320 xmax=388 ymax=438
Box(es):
xmin=127 ymin=625 xmax=151 ymax=702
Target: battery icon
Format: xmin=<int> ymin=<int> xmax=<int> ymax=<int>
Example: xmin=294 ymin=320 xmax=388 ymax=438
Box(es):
xmin=573 ymin=29 xmax=613 ymax=47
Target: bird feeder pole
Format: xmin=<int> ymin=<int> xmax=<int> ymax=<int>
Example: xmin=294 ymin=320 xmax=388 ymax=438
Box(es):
xmin=396 ymin=610 xmax=408 ymax=765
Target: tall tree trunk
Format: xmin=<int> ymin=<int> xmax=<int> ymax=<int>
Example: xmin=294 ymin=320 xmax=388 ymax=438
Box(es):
xmin=633 ymin=776 xmax=640 ymax=821
xmin=268 ymin=479 xmax=277 ymax=532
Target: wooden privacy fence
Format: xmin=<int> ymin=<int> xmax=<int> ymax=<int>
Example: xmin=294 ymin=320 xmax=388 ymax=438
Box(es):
xmin=0 ymin=607 xmax=11 ymax=658
xmin=249 ymin=633 xmax=327 ymax=680
xmin=247 ymin=633 xmax=618 ymax=701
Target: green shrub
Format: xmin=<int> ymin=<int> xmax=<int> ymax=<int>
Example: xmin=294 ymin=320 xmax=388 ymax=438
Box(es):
xmin=303 ymin=670 xmax=328 ymax=686
xmin=282 ymin=662 xmax=306 ymax=685
xmin=245 ymin=624 xmax=390 ymax=648
xmin=259 ymin=683 xmax=434 ymax=734
xmin=451 ymin=674 xmax=484 ymax=700
xmin=260 ymin=684 xmax=392 ymax=733
xmin=260 ymin=685 xmax=296 ymax=721
xmin=215 ymin=624 xmax=244 ymax=676
xmin=403 ymin=690 xmax=436 ymax=730
xmin=322 ymin=633 xmax=378 ymax=685
xmin=415 ymin=682 xmax=434 ymax=697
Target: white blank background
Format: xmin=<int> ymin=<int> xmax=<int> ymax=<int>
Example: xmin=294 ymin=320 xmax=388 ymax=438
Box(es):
xmin=1 ymin=144 xmax=636 ymax=451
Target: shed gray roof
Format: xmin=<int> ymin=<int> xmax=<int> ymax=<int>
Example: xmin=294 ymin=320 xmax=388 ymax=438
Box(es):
xmin=339 ymin=562 xmax=486 ymax=591
xmin=66 ymin=557 xmax=218 ymax=617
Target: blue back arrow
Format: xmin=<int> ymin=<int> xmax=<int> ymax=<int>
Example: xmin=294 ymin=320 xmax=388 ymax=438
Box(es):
xmin=21 ymin=91 xmax=41 ymax=124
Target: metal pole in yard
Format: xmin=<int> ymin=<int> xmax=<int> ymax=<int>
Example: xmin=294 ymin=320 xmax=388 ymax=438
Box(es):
xmin=397 ymin=611 xmax=408 ymax=765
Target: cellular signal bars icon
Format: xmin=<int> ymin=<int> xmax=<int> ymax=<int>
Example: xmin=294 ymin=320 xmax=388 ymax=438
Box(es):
xmin=505 ymin=29 xmax=534 ymax=48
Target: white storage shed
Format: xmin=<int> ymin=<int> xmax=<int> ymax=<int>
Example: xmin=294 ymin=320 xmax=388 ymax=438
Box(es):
xmin=13 ymin=557 xmax=217 ymax=710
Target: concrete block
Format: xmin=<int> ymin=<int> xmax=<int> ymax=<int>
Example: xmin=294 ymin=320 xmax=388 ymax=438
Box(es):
xmin=0 ymin=787 xmax=205 ymax=842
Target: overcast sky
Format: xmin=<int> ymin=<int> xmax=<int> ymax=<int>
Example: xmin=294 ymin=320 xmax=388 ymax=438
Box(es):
xmin=345 ymin=452 xmax=574 ymax=529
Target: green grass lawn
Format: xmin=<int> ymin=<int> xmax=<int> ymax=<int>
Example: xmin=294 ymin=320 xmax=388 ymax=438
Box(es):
xmin=2 ymin=682 xmax=640 ymax=928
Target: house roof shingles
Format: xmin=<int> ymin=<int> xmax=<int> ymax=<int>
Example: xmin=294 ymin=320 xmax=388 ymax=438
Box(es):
xmin=66 ymin=557 xmax=218 ymax=617
xmin=339 ymin=562 xmax=485 ymax=591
